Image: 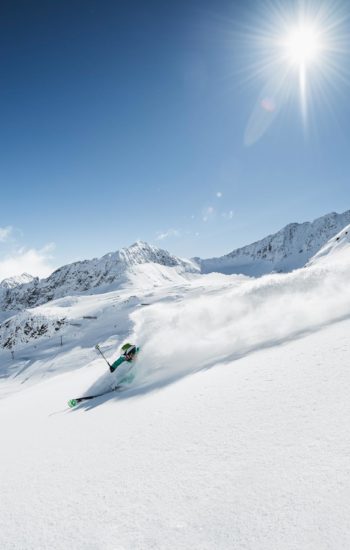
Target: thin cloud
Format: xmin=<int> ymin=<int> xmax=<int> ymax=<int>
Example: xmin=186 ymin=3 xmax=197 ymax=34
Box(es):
xmin=0 ymin=244 xmax=55 ymax=281
xmin=0 ymin=226 xmax=13 ymax=242
xmin=156 ymin=229 xmax=181 ymax=241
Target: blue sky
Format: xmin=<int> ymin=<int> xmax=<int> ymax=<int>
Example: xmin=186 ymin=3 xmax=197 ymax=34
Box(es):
xmin=0 ymin=0 xmax=350 ymax=278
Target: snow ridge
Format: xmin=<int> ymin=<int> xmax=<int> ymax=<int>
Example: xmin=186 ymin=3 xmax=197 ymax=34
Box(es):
xmin=0 ymin=241 xmax=198 ymax=312
xmin=307 ymin=223 xmax=350 ymax=266
xmin=200 ymin=210 xmax=350 ymax=276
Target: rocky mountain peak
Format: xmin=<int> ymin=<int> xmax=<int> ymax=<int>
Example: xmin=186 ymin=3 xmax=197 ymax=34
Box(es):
xmin=0 ymin=273 xmax=36 ymax=289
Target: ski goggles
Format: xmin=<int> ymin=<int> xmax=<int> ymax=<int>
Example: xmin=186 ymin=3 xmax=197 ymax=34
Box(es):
xmin=124 ymin=345 xmax=136 ymax=357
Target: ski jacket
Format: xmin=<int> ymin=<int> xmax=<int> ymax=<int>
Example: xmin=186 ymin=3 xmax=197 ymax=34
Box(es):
xmin=110 ymin=347 xmax=140 ymax=373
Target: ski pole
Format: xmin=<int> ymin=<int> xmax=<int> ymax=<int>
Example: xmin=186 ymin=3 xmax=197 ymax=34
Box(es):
xmin=95 ymin=344 xmax=112 ymax=368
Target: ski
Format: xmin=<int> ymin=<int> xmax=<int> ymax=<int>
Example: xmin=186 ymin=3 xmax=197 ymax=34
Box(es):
xmin=68 ymin=386 xmax=123 ymax=408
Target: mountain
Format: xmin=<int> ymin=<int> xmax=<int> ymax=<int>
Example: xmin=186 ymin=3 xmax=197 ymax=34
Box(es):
xmin=199 ymin=210 xmax=350 ymax=276
xmin=1 ymin=210 xmax=350 ymax=316
xmin=0 ymin=241 xmax=199 ymax=312
xmin=0 ymin=273 xmax=35 ymax=289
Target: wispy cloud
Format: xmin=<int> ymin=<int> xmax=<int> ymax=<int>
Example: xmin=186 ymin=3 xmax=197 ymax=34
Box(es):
xmin=0 ymin=226 xmax=13 ymax=242
xmin=216 ymin=192 xmax=223 ymax=198
xmin=156 ymin=229 xmax=181 ymax=241
xmin=0 ymin=243 xmax=55 ymax=281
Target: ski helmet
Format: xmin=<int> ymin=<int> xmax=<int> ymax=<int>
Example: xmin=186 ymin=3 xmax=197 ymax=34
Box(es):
xmin=121 ymin=342 xmax=134 ymax=354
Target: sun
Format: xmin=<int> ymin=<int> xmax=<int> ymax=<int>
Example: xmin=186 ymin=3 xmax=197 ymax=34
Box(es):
xmin=281 ymin=22 xmax=325 ymax=121
xmin=284 ymin=24 xmax=322 ymax=66
xmin=241 ymin=0 xmax=349 ymax=145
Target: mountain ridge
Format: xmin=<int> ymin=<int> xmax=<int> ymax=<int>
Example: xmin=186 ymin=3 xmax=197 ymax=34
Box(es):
xmin=0 ymin=241 xmax=199 ymax=312
xmin=1 ymin=210 xmax=350 ymax=313
xmin=199 ymin=209 xmax=350 ymax=276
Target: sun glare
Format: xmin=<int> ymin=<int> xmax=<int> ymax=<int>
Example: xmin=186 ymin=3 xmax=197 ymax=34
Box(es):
xmin=242 ymin=1 xmax=349 ymax=145
xmin=284 ymin=25 xmax=321 ymax=66
xmin=281 ymin=22 xmax=325 ymax=121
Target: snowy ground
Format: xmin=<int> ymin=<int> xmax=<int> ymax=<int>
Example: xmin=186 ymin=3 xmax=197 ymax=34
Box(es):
xmin=1 ymin=319 xmax=350 ymax=550
xmin=1 ymin=232 xmax=350 ymax=549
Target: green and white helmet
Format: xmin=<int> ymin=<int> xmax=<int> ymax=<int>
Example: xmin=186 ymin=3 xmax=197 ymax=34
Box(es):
xmin=121 ymin=343 xmax=135 ymax=355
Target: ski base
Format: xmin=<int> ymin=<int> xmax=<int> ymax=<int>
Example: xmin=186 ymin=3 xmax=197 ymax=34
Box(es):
xmin=68 ymin=385 xmax=125 ymax=408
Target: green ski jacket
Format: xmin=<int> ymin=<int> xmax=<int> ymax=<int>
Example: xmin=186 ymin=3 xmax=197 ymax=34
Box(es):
xmin=110 ymin=347 xmax=140 ymax=373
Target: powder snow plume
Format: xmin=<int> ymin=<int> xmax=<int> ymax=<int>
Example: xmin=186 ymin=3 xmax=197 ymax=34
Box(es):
xmin=131 ymin=247 xmax=350 ymax=391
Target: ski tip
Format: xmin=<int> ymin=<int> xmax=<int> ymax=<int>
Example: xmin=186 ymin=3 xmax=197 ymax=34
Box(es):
xmin=68 ymin=399 xmax=78 ymax=408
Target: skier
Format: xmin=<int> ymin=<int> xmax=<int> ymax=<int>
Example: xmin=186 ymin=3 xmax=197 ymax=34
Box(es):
xmin=109 ymin=343 xmax=139 ymax=373
xmin=67 ymin=343 xmax=140 ymax=407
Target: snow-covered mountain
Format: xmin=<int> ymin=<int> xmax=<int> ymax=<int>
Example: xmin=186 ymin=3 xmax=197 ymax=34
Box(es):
xmin=199 ymin=210 xmax=350 ymax=276
xmin=1 ymin=209 xmax=350 ymax=351
xmin=0 ymin=241 xmax=199 ymax=312
xmin=0 ymin=272 xmax=35 ymax=289
xmin=2 ymin=210 xmax=349 ymax=316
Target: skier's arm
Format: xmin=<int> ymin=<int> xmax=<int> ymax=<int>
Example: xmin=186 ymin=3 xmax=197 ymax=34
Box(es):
xmin=109 ymin=355 xmax=126 ymax=373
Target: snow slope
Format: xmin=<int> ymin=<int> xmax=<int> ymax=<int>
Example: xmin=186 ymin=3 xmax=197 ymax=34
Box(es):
xmin=200 ymin=209 xmax=350 ymax=276
xmin=307 ymin=223 xmax=350 ymax=267
xmin=1 ymin=228 xmax=350 ymax=549
xmin=1 ymin=313 xmax=350 ymax=549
